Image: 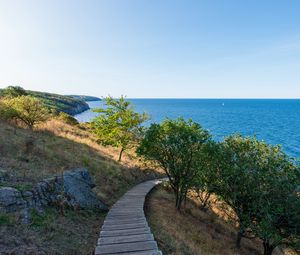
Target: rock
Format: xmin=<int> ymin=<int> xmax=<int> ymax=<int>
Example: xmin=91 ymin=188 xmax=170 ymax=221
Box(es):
xmin=0 ymin=187 xmax=26 ymax=213
xmin=63 ymin=169 xmax=107 ymax=210
xmin=0 ymin=168 xmax=107 ymax=224
xmin=20 ymin=208 xmax=32 ymax=224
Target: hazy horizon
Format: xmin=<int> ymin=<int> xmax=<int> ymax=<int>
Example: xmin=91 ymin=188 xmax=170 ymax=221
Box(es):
xmin=1 ymin=0 xmax=300 ymax=98
xmin=2 ymin=85 xmax=300 ymax=100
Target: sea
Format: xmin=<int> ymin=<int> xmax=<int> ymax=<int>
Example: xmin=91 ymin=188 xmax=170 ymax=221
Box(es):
xmin=75 ymin=99 xmax=300 ymax=159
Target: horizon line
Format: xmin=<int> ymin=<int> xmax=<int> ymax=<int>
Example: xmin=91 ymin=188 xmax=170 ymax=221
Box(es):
xmin=116 ymin=97 xmax=300 ymax=100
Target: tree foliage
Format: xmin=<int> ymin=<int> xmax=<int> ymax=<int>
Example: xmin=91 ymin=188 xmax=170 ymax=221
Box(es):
xmin=191 ymin=140 xmax=223 ymax=209
xmin=213 ymin=135 xmax=300 ymax=254
xmin=137 ymin=118 xmax=211 ymax=210
xmin=0 ymin=95 xmax=49 ymax=129
xmin=91 ymin=96 xmax=148 ymax=161
xmin=2 ymin=86 xmax=27 ymax=97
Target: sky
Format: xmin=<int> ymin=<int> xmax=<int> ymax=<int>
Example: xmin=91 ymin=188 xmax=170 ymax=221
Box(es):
xmin=0 ymin=0 xmax=299 ymax=98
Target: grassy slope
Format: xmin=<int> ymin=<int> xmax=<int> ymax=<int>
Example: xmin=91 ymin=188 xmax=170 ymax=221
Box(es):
xmin=27 ymin=90 xmax=89 ymax=114
xmin=145 ymin=187 xmax=295 ymax=255
xmin=0 ymin=120 xmax=162 ymax=254
xmin=0 ymin=88 xmax=90 ymax=115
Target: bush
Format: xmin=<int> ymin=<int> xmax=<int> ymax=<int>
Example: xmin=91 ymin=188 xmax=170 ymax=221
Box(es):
xmin=2 ymin=86 xmax=27 ymax=97
xmin=56 ymin=112 xmax=79 ymax=126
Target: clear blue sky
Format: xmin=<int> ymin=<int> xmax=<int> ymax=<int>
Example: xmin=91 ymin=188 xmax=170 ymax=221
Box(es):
xmin=0 ymin=0 xmax=299 ymax=98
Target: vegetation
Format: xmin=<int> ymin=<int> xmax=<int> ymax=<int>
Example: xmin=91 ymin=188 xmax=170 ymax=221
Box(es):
xmin=146 ymin=187 xmax=266 ymax=255
xmin=0 ymin=118 xmax=162 ymax=254
xmin=0 ymin=86 xmax=89 ymax=115
xmin=137 ymin=118 xmax=211 ymax=210
xmin=56 ymin=112 xmax=79 ymax=126
xmin=214 ymin=135 xmax=300 ymax=254
xmin=1 ymin=92 xmax=299 ymax=255
xmin=92 ymin=96 xmax=149 ymax=161
xmin=67 ymin=95 xmax=101 ymax=101
xmin=0 ymin=95 xmax=50 ymax=129
xmin=138 ymin=117 xmax=299 ymax=254
xmin=1 ymin=86 xmax=27 ymax=97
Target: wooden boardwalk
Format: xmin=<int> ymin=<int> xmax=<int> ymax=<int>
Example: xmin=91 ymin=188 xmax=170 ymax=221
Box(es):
xmin=94 ymin=179 xmax=163 ymax=255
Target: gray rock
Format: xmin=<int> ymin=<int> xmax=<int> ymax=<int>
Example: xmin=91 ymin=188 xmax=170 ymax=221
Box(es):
xmin=0 ymin=187 xmax=26 ymax=213
xmin=20 ymin=208 xmax=32 ymax=224
xmin=63 ymin=169 xmax=107 ymax=210
xmin=0 ymin=168 xmax=107 ymax=224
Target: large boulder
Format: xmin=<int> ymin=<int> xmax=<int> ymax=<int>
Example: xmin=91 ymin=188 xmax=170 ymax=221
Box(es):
xmin=63 ymin=169 xmax=107 ymax=210
xmin=0 ymin=168 xmax=107 ymax=224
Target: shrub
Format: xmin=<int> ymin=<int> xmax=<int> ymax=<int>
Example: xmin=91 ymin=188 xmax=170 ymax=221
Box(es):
xmin=56 ymin=112 xmax=79 ymax=126
xmin=2 ymin=86 xmax=27 ymax=97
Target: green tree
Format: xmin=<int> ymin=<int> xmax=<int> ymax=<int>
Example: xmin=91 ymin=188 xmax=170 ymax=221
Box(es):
xmin=91 ymin=96 xmax=148 ymax=161
xmin=214 ymin=135 xmax=260 ymax=247
xmin=216 ymin=134 xmax=300 ymax=254
xmin=0 ymin=100 xmax=18 ymax=121
xmin=137 ymin=118 xmax=211 ymax=210
xmin=191 ymin=141 xmax=223 ymax=209
xmin=3 ymin=86 xmax=27 ymax=97
xmin=1 ymin=96 xmax=49 ymax=129
xmin=248 ymin=154 xmax=300 ymax=255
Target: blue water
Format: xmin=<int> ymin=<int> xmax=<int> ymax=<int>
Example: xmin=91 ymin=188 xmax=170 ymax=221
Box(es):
xmin=75 ymin=99 xmax=300 ymax=158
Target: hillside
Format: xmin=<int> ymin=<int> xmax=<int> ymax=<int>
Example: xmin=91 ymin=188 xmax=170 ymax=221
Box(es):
xmin=0 ymin=88 xmax=90 ymax=115
xmin=26 ymin=90 xmax=90 ymax=115
xmin=0 ymin=119 xmax=162 ymax=254
xmin=67 ymin=95 xmax=101 ymax=101
xmin=145 ymin=187 xmax=295 ymax=255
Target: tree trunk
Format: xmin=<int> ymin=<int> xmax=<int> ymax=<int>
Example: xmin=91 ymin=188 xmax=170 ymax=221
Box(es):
xmin=263 ymin=242 xmax=275 ymax=255
xmin=183 ymin=189 xmax=188 ymax=207
xmin=236 ymin=227 xmax=244 ymax=248
xmin=175 ymin=191 xmax=179 ymax=209
xmin=118 ymin=148 xmax=124 ymax=161
xmin=175 ymin=191 xmax=181 ymax=210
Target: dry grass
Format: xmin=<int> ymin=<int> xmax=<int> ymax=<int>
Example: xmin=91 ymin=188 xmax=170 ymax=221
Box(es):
xmin=145 ymin=187 xmax=295 ymax=255
xmin=0 ymin=119 xmax=163 ymax=254
xmin=0 ymin=209 xmax=105 ymax=255
xmin=0 ymin=119 xmax=162 ymax=205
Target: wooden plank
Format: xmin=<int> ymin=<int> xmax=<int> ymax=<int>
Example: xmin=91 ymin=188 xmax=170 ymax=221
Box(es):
xmin=105 ymin=215 xmax=146 ymax=221
xmin=100 ymin=251 xmax=162 ymax=255
xmin=97 ymin=233 xmax=154 ymax=245
xmin=104 ymin=218 xmax=146 ymax=226
xmin=102 ymin=222 xmax=148 ymax=231
xmin=95 ymin=241 xmax=158 ymax=254
xmin=100 ymin=227 xmax=151 ymax=237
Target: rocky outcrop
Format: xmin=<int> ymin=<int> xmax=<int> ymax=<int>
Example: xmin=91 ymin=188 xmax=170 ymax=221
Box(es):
xmin=0 ymin=168 xmax=107 ymax=224
xmin=63 ymin=102 xmax=90 ymax=115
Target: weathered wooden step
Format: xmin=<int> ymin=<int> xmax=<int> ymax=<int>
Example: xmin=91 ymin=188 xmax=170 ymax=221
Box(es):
xmin=95 ymin=241 xmax=158 ymax=254
xmin=100 ymin=227 xmax=151 ymax=237
xmin=98 ymin=233 xmax=154 ymax=245
xmin=104 ymin=218 xmax=146 ymax=226
xmin=102 ymin=222 xmax=148 ymax=231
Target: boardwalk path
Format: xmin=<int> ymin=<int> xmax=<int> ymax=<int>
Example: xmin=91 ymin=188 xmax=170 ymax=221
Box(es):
xmin=95 ymin=179 xmax=163 ymax=255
